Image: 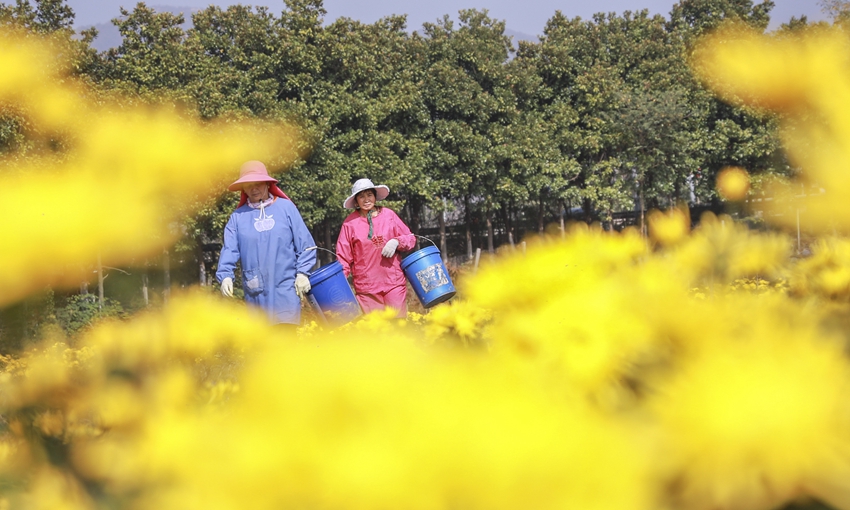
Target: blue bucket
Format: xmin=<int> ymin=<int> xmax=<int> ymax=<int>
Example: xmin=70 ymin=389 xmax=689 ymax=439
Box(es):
xmin=400 ymin=245 xmax=456 ymax=308
xmin=306 ymin=261 xmax=361 ymax=326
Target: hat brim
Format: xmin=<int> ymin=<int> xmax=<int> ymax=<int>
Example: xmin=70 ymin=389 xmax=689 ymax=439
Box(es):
xmin=343 ymin=185 xmax=389 ymax=209
xmin=228 ymin=175 xmax=278 ymax=192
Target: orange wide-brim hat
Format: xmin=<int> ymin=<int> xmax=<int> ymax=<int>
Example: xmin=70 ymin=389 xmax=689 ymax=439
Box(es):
xmin=228 ymin=160 xmax=291 ymax=207
xmin=228 ymin=160 xmax=278 ymax=191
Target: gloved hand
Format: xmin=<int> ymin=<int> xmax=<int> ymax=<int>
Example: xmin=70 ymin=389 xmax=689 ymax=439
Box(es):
xmin=220 ymin=277 xmax=234 ymax=297
xmin=295 ymin=273 xmax=311 ymax=297
xmin=382 ymin=238 xmax=399 ymax=258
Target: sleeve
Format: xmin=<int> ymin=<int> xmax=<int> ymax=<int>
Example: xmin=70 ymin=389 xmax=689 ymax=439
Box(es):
xmin=216 ymin=214 xmax=240 ymax=283
xmin=286 ymin=201 xmax=317 ymax=275
xmin=335 ymin=223 xmax=354 ymax=279
xmin=391 ymin=210 xmax=416 ymax=252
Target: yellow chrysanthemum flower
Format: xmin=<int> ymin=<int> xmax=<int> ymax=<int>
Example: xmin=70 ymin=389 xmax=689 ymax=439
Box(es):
xmin=648 ymin=206 xmax=691 ymax=246
xmin=652 ymin=334 xmax=850 ymax=510
xmin=716 ymin=166 xmax=751 ymax=201
xmin=695 ymin=25 xmax=850 ymax=233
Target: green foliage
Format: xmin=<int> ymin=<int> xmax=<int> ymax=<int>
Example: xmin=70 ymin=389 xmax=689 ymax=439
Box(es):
xmin=668 ymin=0 xmax=774 ymax=38
xmin=0 ymin=0 xmax=73 ymax=33
xmin=0 ymin=108 xmax=29 ymax=155
xmin=0 ymin=289 xmax=57 ymax=352
xmin=98 ymin=3 xmax=192 ymax=93
xmin=55 ymin=293 xmax=128 ymax=337
xmin=418 ymin=8 xmax=516 ymax=232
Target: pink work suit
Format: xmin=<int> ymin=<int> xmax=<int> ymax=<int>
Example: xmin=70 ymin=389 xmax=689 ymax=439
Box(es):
xmin=336 ymin=207 xmax=416 ymax=317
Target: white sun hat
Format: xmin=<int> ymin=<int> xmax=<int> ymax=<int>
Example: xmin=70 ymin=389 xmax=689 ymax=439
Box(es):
xmin=343 ymin=178 xmax=390 ymax=209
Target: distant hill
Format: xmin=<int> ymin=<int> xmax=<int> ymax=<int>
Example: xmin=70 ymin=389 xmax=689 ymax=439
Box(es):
xmin=504 ymin=28 xmax=537 ymax=49
xmin=80 ymin=5 xmax=196 ymax=52
xmin=505 ymin=28 xmax=537 ymax=45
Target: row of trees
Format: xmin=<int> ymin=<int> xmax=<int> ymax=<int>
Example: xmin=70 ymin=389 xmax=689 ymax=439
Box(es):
xmin=4 ymin=0 xmax=803 ymax=249
xmin=0 ymin=0 xmax=833 ymax=341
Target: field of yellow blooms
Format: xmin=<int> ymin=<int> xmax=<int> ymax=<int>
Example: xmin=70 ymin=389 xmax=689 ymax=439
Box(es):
xmin=3 ymin=23 xmax=850 ymax=510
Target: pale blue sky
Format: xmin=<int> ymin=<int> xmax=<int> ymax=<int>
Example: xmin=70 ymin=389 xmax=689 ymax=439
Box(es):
xmin=69 ymin=0 xmax=826 ymax=36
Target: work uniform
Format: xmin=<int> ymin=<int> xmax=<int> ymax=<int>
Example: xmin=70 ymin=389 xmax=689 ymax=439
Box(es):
xmin=216 ymin=197 xmax=316 ymax=325
xmin=336 ymin=207 xmax=415 ymax=316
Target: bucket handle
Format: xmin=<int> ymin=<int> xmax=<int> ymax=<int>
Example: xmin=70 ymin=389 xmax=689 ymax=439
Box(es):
xmin=305 ymin=246 xmax=338 ymax=259
xmin=413 ymin=234 xmax=437 ymax=247
xmin=305 ymin=246 xmax=340 ymax=276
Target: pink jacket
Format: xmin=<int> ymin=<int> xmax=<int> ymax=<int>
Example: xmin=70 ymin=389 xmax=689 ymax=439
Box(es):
xmin=336 ymin=207 xmax=416 ymax=294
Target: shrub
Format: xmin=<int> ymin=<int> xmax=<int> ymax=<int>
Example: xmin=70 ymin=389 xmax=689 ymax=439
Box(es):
xmin=55 ymin=294 xmax=127 ymax=337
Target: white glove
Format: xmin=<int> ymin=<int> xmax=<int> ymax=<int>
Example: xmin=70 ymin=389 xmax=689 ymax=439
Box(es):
xmin=382 ymin=238 xmax=399 ymax=258
xmin=295 ymin=273 xmax=311 ymax=297
xmin=220 ymin=277 xmax=233 ymax=297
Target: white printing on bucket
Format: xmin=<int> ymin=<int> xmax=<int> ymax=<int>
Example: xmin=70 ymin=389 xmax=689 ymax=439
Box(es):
xmin=416 ymin=263 xmax=449 ymax=293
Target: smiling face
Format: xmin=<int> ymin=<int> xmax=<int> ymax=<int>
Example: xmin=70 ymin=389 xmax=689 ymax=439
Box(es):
xmin=243 ymin=181 xmax=270 ymax=203
xmin=355 ymin=189 xmax=376 ymax=214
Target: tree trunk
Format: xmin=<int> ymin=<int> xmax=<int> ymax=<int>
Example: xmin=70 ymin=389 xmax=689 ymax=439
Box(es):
xmin=410 ymin=196 xmax=422 ymax=251
xmin=673 ymin=174 xmax=682 ymax=206
xmin=97 ymin=253 xmax=104 ymax=311
xmin=560 ymin=199 xmax=566 ymax=238
xmin=439 ymin=197 xmax=447 ymax=264
xmin=142 ymin=272 xmax=149 ymax=307
xmin=486 ymin=208 xmax=495 ymax=254
xmin=162 ymin=249 xmax=171 ymax=303
xmin=538 ymin=195 xmax=545 ymax=233
xmin=639 ymin=183 xmax=646 ymax=237
xmin=323 ymin=218 xmax=333 ymax=265
xmin=583 ymin=197 xmax=594 ymax=224
xmin=464 ymin=194 xmax=473 ymax=259
xmin=501 ymin=204 xmax=512 ymax=248
xmin=198 ymin=246 xmax=207 ymax=286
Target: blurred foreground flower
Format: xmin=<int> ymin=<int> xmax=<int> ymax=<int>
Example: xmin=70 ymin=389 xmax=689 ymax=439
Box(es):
xmin=125 ymin=339 xmax=654 ymax=510
xmin=654 ymin=334 xmax=850 ymax=510
xmin=694 ymin=25 xmax=850 ymax=233
xmin=791 ymin=236 xmax=850 ymax=300
xmin=648 ymin=205 xmax=690 ymax=246
xmin=716 ymin=166 xmax=751 ymax=201
xmin=0 ymin=28 xmax=306 ymax=305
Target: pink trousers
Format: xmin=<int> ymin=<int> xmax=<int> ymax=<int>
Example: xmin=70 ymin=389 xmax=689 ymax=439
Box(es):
xmin=356 ymin=285 xmax=408 ymax=318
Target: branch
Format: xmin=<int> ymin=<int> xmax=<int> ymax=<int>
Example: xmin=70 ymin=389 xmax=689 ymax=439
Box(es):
xmin=102 ymin=266 xmax=132 ymax=275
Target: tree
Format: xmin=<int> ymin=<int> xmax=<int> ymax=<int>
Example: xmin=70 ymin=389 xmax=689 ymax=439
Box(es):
xmin=668 ymin=0 xmax=774 ymax=38
xmin=493 ymin=52 xmax=580 ymax=236
xmin=671 ymin=0 xmax=789 ymax=206
xmin=819 ymin=0 xmax=850 ymax=20
xmin=0 ymin=0 xmax=73 ymax=33
xmin=188 ymin=4 xmax=281 ymax=118
xmin=610 ymin=86 xmax=697 ymax=232
xmin=529 ymin=12 xmax=636 ymax=224
xmin=97 ymin=3 xmax=192 ymax=94
xmin=420 ymin=9 xmax=515 ymax=253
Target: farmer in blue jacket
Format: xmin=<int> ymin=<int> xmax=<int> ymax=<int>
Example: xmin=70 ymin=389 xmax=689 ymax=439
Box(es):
xmin=216 ymin=160 xmax=316 ymax=326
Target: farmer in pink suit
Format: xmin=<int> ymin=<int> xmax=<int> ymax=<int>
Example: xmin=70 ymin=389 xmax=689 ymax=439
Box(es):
xmin=336 ymin=178 xmax=416 ymax=317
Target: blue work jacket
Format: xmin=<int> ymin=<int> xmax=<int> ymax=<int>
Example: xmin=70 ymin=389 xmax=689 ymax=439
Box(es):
xmin=216 ymin=198 xmax=316 ymax=324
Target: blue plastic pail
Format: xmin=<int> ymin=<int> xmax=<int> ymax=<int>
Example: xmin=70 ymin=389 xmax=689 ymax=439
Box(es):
xmin=306 ymin=261 xmax=361 ymax=326
xmin=400 ymin=246 xmax=456 ymax=308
